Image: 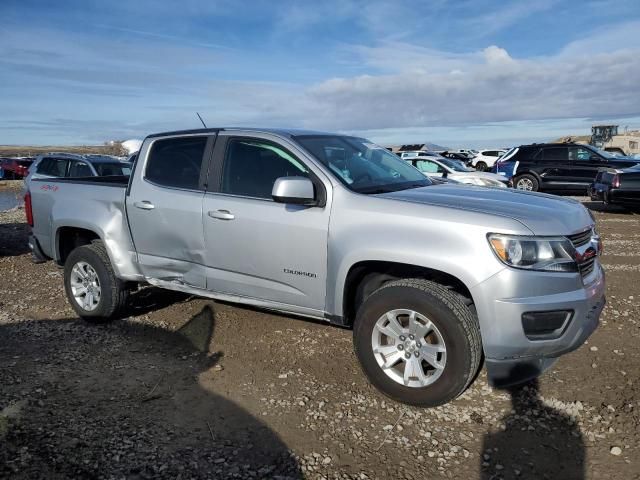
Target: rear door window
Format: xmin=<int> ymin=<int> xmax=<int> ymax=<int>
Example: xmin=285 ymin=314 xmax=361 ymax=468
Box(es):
xmin=145 ymin=136 xmax=208 ymax=190
xmin=542 ymin=147 xmax=568 ymax=161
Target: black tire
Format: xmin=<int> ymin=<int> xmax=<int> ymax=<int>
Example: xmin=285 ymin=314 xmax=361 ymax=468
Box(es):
xmin=63 ymin=241 xmax=128 ymax=322
xmin=353 ymin=279 xmax=482 ymax=407
xmin=514 ymin=173 xmax=539 ymax=191
xmin=475 ymin=161 xmax=487 ymax=171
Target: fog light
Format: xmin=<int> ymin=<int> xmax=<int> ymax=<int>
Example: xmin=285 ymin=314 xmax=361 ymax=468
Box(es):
xmin=521 ymin=310 xmax=573 ymax=340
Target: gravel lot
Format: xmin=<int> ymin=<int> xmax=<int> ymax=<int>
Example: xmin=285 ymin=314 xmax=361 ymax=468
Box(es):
xmin=1 ymin=181 xmax=638 ymax=479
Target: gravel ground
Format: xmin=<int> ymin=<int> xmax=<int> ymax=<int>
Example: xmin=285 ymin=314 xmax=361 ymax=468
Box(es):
xmin=1 ymin=193 xmax=638 ymax=479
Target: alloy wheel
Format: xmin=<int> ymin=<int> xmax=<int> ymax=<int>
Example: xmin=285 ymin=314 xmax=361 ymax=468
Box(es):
xmin=69 ymin=261 xmax=101 ymax=311
xmin=371 ymin=309 xmax=447 ymax=388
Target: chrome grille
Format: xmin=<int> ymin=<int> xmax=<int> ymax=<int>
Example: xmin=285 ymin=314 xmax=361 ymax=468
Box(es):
xmin=579 ymin=257 xmax=596 ymax=277
xmin=567 ymin=229 xmax=593 ymax=248
xmin=567 ymin=228 xmax=597 ymax=278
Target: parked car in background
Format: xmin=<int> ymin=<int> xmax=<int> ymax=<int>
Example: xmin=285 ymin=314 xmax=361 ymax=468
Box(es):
xmin=25 ymin=153 xmax=133 ymax=191
xmin=1 ymin=157 xmax=34 ymax=179
xmin=456 ymin=149 xmax=478 ymax=157
xmin=27 ymin=127 xmax=604 ymax=407
xmin=440 ymin=151 xmax=474 ymax=166
xmin=399 ymin=151 xmax=437 ymax=160
xmin=503 ymin=143 xmax=639 ymax=192
xmin=405 ymin=156 xmax=510 ymax=188
xmin=471 ymin=150 xmax=507 ymax=171
xmin=589 ymin=165 xmax=640 ymax=209
xmin=491 ymin=147 xmax=521 ymax=180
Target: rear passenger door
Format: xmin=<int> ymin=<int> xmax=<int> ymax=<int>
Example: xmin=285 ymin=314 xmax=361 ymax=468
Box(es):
xmin=537 ymin=147 xmax=569 ymax=187
xmin=202 ymin=132 xmax=331 ymax=313
xmin=126 ymin=134 xmax=215 ymax=288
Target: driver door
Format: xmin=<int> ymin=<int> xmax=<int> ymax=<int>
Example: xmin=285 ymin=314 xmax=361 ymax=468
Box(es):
xmin=202 ymin=133 xmax=331 ymax=313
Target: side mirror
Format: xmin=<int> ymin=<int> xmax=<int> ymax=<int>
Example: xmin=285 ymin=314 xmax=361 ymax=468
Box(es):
xmin=272 ymin=176 xmax=317 ymax=206
xmin=442 ymin=170 xmax=448 ymax=178
xmin=590 ymin=155 xmax=601 ymax=161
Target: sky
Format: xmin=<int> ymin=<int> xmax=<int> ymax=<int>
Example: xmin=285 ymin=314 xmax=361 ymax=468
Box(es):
xmin=1 ymin=0 xmax=640 ymax=148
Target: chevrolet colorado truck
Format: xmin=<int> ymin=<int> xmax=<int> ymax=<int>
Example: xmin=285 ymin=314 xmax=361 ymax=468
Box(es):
xmin=26 ymin=128 xmax=605 ymax=406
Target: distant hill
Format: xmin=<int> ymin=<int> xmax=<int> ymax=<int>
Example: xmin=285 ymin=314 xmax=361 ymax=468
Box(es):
xmin=550 ymin=135 xmax=591 ymax=144
xmin=0 ymin=143 xmax=127 ymax=158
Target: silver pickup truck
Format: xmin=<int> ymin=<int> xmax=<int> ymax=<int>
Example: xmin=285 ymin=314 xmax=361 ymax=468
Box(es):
xmin=26 ymin=128 xmax=605 ymax=406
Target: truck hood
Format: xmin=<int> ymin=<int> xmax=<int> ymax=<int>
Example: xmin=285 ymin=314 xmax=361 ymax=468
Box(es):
xmin=378 ymin=184 xmax=593 ymax=235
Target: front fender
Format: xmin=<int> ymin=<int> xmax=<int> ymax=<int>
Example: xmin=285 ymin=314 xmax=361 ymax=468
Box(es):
xmin=325 ymin=189 xmax=525 ymax=318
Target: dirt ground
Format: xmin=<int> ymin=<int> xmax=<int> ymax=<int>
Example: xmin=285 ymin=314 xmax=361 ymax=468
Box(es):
xmin=1 ymin=187 xmax=638 ymax=479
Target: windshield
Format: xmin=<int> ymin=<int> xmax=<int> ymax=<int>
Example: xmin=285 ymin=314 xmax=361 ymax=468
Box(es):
xmin=593 ymin=146 xmax=624 ymax=159
xmin=94 ymin=163 xmax=132 ymax=176
xmin=295 ymin=135 xmax=431 ymax=193
xmin=439 ymin=158 xmax=474 ymax=172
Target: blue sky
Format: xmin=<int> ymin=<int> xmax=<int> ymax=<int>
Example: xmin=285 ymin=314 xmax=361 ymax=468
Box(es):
xmin=1 ymin=0 xmax=640 ymax=147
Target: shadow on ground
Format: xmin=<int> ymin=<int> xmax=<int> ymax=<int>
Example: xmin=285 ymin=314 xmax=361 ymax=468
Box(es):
xmin=581 ymin=200 xmax=638 ymax=215
xmin=481 ymin=374 xmax=585 ymax=480
xmin=0 ymin=222 xmax=30 ymax=257
xmin=0 ymin=305 xmax=301 ymax=479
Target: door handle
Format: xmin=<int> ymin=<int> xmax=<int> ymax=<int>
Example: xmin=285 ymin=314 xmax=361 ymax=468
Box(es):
xmin=134 ymin=201 xmax=155 ymax=210
xmin=208 ymin=209 xmax=235 ymax=220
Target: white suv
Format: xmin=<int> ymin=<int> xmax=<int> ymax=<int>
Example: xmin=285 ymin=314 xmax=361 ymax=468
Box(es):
xmin=471 ymin=149 xmax=507 ymax=171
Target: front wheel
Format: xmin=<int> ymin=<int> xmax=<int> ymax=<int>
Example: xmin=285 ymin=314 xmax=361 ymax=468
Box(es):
xmin=475 ymin=161 xmax=487 ymax=171
xmin=353 ymin=279 xmax=482 ymax=407
xmin=63 ymin=241 xmax=128 ymax=322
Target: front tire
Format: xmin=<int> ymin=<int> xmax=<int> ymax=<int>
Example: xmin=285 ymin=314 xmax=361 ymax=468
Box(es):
xmin=353 ymin=279 xmax=482 ymax=407
xmin=475 ymin=161 xmax=487 ymax=171
xmin=63 ymin=241 xmax=128 ymax=322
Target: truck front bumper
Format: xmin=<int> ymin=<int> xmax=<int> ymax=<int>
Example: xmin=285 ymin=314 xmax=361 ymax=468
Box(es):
xmin=471 ymin=262 xmax=606 ymax=387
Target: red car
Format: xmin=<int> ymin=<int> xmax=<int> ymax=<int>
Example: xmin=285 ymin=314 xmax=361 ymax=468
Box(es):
xmin=1 ymin=157 xmax=34 ymax=179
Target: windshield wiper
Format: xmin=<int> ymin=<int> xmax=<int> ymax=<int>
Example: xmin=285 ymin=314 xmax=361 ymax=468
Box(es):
xmin=358 ymin=187 xmax=393 ymax=194
xmin=358 ymin=182 xmax=429 ymax=194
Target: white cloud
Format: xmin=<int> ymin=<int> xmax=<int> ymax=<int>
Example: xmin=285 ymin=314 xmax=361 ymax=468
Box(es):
xmin=202 ymin=36 xmax=640 ymax=134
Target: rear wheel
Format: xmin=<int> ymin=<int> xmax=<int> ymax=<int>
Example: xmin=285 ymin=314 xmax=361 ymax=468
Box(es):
xmin=63 ymin=241 xmax=128 ymax=322
xmin=514 ymin=174 xmax=539 ymax=192
xmin=353 ymin=279 xmax=482 ymax=407
xmin=475 ymin=161 xmax=487 ymax=171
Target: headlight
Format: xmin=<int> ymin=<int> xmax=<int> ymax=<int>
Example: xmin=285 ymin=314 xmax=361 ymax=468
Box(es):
xmin=487 ymin=234 xmax=577 ymax=272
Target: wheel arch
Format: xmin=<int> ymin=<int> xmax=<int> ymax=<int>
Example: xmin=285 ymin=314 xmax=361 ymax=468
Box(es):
xmin=514 ymin=169 xmax=543 ymax=185
xmin=55 ymin=225 xmax=102 ymax=265
xmin=339 ymin=260 xmax=476 ymax=327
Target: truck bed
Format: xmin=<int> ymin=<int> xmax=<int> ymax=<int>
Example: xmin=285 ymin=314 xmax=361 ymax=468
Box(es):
xmin=32 ymin=175 xmax=130 ymax=187
xmin=29 ymin=176 xmax=134 ymax=265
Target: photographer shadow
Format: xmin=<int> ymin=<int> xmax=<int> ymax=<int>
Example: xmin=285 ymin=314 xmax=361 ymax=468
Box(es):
xmin=481 ymin=366 xmax=585 ymax=479
xmin=0 ymin=304 xmax=302 ymax=479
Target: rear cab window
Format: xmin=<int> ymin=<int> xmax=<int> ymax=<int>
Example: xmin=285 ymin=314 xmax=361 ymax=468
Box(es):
xmin=145 ymin=136 xmax=208 ymax=190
